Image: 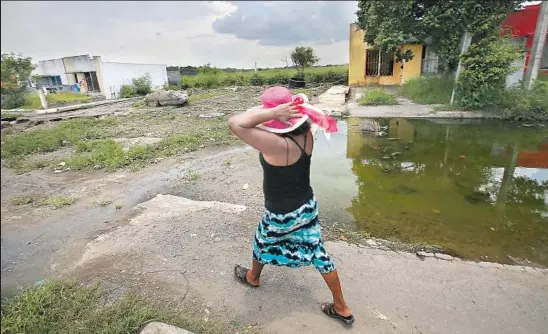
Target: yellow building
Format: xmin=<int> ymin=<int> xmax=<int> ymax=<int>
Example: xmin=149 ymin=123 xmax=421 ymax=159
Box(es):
xmin=348 ymin=23 xmax=424 ymax=86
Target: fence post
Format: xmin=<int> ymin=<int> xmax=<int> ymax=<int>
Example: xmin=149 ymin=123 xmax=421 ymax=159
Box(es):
xmin=450 ymin=31 xmax=473 ymax=105
xmin=523 ymin=1 xmax=548 ymax=90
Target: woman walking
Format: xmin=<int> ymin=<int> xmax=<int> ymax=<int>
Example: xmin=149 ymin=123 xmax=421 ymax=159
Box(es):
xmin=227 ymin=86 xmax=354 ymax=325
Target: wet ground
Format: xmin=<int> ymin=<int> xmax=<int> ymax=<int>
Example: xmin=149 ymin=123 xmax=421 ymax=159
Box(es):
xmin=313 ymin=118 xmax=548 ymax=266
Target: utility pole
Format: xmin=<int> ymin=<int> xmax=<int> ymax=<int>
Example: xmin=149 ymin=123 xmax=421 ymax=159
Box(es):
xmin=254 ymin=61 xmax=257 ymax=72
xmin=523 ymin=1 xmax=548 ymax=90
xmin=450 ymin=31 xmax=473 ymax=105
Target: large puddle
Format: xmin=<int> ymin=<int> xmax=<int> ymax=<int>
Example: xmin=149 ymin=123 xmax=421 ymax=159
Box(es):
xmin=311 ymin=118 xmax=548 ymax=266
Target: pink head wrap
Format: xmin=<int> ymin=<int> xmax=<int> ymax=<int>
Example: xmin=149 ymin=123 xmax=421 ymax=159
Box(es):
xmin=256 ymin=86 xmax=338 ymax=139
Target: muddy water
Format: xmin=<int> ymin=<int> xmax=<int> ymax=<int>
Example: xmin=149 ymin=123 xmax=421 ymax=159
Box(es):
xmin=311 ymin=118 xmax=548 ymax=266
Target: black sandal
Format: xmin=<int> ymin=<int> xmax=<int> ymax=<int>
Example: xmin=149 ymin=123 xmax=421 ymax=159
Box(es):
xmin=321 ymin=302 xmax=355 ymax=325
xmin=234 ymin=265 xmax=259 ymax=288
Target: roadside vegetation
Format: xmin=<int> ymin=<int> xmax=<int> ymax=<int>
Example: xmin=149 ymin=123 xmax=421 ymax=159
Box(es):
xmin=358 ymin=88 xmax=398 ymax=106
xmin=401 ymin=76 xmax=454 ymax=105
xmin=1 ymin=113 xmax=234 ymax=174
xmin=11 ymin=194 xmax=78 ymax=209
xmin=177 ymin=64 xmax=348 ymax=89
xmin=21 ymin=92 xmax=93 ymax=110
xmin=0 ymin=280 xmax=252 ymax=334
xmin=119 ymin=74 xmax=153 ymax=98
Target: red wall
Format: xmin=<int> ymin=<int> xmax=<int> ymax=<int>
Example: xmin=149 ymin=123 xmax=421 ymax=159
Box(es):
xmin=502 ymin=4 xmax=541 ymax=71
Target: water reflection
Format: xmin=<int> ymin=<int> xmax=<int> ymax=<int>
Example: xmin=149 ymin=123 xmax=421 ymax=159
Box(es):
xmin=326 ymin=118 xmax=548 ymax=265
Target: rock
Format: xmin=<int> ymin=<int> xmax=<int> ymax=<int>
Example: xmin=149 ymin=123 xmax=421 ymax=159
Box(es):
xmin=435 ymin=253 xmax=454 ymax=261
xmin=365 ymin=239 xmax=378 ymax=247
xmin=140 ymin=322 xmax=195 ymax=334
xmin=1 ymin=121 xmax=11 ymax=128
xmin=242 ymin=183 xmax=249 ymax=190
xmin=416 ymin=251 xmax=434 ymax=258
xmin=59 ymin=161 xmax=66 ymax=167
xmin=144 ymin=90 xmax=189 ymax=107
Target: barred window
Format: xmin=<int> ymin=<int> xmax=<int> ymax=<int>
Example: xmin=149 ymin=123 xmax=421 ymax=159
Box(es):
xmin=366 ymin=49 xmax=394 ymax=76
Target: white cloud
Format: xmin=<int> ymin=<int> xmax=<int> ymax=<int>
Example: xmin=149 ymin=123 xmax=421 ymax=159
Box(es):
xmin=1 ymin=1 xmax=356 ymax=68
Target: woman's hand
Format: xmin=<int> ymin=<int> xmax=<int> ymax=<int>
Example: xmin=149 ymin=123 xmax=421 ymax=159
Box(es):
xmin=271 ymin=102 xmax=302 ymax=125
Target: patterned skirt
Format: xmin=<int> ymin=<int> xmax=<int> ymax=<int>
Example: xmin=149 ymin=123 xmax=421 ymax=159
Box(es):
xmin=252 ymin=196 xmax=335 ymax=274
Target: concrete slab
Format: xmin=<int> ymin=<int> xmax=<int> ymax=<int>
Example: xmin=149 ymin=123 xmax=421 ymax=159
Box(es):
xmin=71 ymin=194 xmax=548 ymax=334
xmin=140 ymin=322 xmax=194 ymax=334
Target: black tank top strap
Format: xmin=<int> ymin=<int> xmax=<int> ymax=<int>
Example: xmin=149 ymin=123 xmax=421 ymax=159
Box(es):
xmin=286 ymin=135 xmax=306 ymax=155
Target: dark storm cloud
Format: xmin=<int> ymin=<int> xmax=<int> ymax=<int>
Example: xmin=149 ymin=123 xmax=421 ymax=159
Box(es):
xmin=212 ymin=1 xmax=358 ymax=46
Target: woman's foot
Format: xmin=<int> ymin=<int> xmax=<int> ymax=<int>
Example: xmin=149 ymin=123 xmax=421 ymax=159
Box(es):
xmin=321 ymin=302 xmax=354 ymax=325
xmin=234 ymin=264 xmax=260 ymax=287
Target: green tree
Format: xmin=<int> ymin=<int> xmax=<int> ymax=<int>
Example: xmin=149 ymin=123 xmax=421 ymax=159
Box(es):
xmin=290 ymin=46 xmax=319 ymax=79
xmin=1 ymin=53 xmax=35 ymax=109
xmin=356 ymin=0 xmax=520 ymax=71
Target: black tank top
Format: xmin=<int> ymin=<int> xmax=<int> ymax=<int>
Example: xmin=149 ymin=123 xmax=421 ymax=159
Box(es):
xmin=259 ymin=135 xmax=314 ymax=214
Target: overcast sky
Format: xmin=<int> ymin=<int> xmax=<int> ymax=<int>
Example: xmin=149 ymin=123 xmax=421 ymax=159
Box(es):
xmin=1 ymin=1 xmax=358 ymax=68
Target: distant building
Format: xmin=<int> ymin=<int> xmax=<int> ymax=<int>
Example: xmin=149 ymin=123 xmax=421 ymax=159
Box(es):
xmin=32 ymin=55 xmax=168 ymax=99
xmin=348 ymin=23 xmax=425 ymax=86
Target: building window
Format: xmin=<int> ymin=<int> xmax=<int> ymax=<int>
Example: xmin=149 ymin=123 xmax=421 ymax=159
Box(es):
xmin=366 ymin=49 xmax=394 ymax=76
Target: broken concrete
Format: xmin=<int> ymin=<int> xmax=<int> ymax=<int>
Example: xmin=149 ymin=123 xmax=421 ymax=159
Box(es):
xmin=144 ymin=90 xmax=189 ymax=107
xmin=60 ymin=193 xmax=548 ymax=334
xmin=315 ymin=85 xmax=349 ymax=115
xmin=140 ymin=322 xmax=194 ymax=334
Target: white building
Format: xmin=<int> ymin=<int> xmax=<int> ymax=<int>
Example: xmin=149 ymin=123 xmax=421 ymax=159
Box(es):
xmin=32 ymin=55 xmax=168 ymax=99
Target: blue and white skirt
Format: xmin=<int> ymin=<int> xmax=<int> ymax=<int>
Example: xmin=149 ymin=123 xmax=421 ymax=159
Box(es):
xmin=252 ymin=197 xmax=335 ymax=274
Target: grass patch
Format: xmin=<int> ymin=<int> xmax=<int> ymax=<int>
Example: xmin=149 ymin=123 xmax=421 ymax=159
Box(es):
xmin=21 ymin=92 xmax=93 ymax=110
xmin=1 ymin=118 xmax=116 ymax=159
xmin=131 ymin=100 xmax=146 ymax=109
xmin=401 ymin=75 xmax=455 ymax=104
xmin=35 ymin=196 xmax=78 ymax=209
xmin=358 ymin=89 xmax=398 ymax=106
xmin=114 ymin=202 xmax=123 ymax=210
xmin=188 ymin=91 xmax=226 ymax=103
xmin=182 ymin=169 xmax=201 ymax=181
xmin=1 ymin=106 xmax=235 ymax=173
xmin=96 ymin=199 xmax=113 ymax=207
xmin=0 ymin=280 xmax=251 ymax=334
xmin=11 ymin=195 xmax=77 ymax=209
xmin=11 ymin=195 xmax=34 ymax=206
xmin=62 ymin=126 xmax=233 ymax=172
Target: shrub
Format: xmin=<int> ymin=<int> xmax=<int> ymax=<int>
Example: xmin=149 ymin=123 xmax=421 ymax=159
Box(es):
xmin=132 ymin=73 xmax=152 ymax=96
xmin=491 ymin=80 xmax=548 ymax=120
xmin=456 ymin=36 xmax=522 ymax=110
xmin=358 ymin=89 xmax=398 ymax=106
xmin=119 ymin=84 xmax=134 ymax=98
xmin=250 ymin=73 xmax=265 ymax=86
xmin=401 ymin=75 xmax=455 ymax=104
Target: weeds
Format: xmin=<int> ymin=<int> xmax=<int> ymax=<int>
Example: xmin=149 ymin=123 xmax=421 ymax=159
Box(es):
xmin=21 ymin=92 xmax=92 ymax=110
xmin=0 ymin=280 xmax=249 ymax=334
xmin=11 ymin=195 xmax=77 ymax=209
xmin=1 ymin=118 xmax=116 ymax=158
xmin=36 ymin=196 xmax=78 ymax=209
xmin=358 ymin=89 xmax=398 ymax=106
xmin=180 ymin=65 xmax=348 ymax=89
xmin=182 ymin=169 xmax=201 ymax=181
xmin=114 ymin=202 xmax=123 ymax=210
xmin=96 ymin=199 xmax=113 ymax=207
xmin=188 ymin=91 xmax=226 ymax=103
xmin=401 ymin=76 xmax=454 ymax=104
xmin=11 ymin=195 xmax=34 ymax=206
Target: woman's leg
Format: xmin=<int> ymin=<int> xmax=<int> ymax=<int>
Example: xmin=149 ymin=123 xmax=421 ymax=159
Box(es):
xmin=320 ymin=270 xmax=352 ymax=317
xmin=246 ymin=259 xmax=264 ymax=286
